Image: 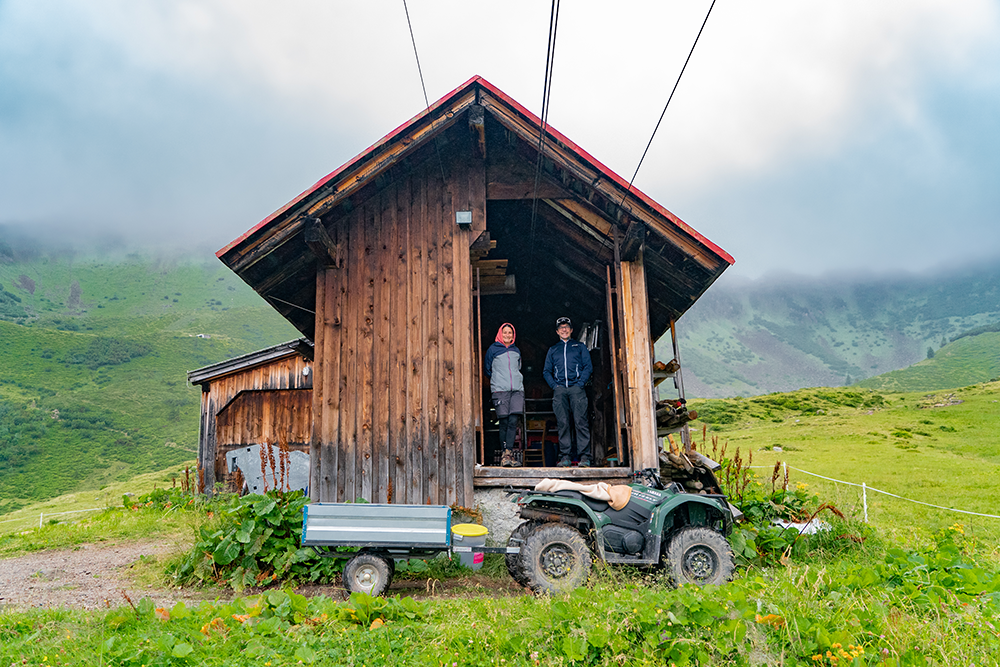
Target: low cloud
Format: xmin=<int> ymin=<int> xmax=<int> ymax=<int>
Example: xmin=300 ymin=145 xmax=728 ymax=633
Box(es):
xmin=0 ymin=1 xmax=997 ymax=272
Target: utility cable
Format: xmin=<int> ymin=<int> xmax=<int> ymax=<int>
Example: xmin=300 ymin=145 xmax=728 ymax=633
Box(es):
xmin=525 ymin=0 xmax=561 ymax=305
xmin=401 ymin=0 xmax=445 ymax=182
xmin=599 ymin=0 xmax=717 ymax=264
xmin=402 ymin=0 xmax=430 ymax=109
xmin=622 ymin=0 xmax=716 ymax=204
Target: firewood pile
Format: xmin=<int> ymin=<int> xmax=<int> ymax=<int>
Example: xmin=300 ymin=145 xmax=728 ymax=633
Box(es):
xmin=656 ymin=398 xmax=697 ymax=430
xmin=658 ymin=434 xmax=723 ymax=496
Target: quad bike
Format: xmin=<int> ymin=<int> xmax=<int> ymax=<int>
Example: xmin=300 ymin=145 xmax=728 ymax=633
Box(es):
xmin=506 ymin=467 xmax=737 ymax=594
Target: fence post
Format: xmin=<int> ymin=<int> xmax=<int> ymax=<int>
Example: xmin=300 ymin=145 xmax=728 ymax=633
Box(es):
xmin=862 ymin=483 xmax=868 ymax=523
xmin=39 ymin=512 xmax=43 ymax=529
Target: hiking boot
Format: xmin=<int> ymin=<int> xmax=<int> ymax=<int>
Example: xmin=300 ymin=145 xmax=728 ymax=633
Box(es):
xmin=578 ymin=459 xmax=591 ymax=468
xmin=556 ymin=456 xmax=572 ymax=467
xmin=509 ymin=454 xmax=522 ymax=468
xmin=501 ymin=450 xmax=513 ymax=467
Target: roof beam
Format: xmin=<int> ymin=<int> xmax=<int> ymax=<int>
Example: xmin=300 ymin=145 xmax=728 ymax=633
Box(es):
xmin=304 ymin=219 xmax=340 ymax=267
xmin=479 ymin=91 xmax=723 ymax=272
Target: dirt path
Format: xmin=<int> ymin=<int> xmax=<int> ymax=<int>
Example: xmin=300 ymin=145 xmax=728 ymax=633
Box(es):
xmin=0 ymin=541 xmax=214 ymax=611
xmin=0 ymin=542 xmax=526 ymax=611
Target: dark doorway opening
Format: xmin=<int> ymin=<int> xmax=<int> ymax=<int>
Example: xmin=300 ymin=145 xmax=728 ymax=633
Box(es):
xmin=475 ymin=200 xmax=620 ymax=469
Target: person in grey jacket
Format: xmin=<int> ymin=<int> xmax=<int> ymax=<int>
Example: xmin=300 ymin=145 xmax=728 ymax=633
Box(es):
xmin=484 ymin=323 xmax=524 ymax=467
xmin=543 ymin=316 xmax=593 ymax=467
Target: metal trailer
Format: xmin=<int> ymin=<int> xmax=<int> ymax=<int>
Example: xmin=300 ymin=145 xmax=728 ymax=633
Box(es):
xmin=301 ymin=502 xmax=514 ymax=596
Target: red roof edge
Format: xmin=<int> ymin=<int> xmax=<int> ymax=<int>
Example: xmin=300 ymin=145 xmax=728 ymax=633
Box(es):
xmin=219 ymin=75 xmax=734 ymax=267
xmin=472 ymin=78 xmax=734 ymax=266
xmin=217 ymin=75 xmax=483 ymax=258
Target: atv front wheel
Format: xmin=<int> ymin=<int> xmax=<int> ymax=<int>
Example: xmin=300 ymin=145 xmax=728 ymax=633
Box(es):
xmin=506 ymin=521 xmax=538 ymax=587
xmin=343 ymin=552 xmax=394 ymax=596
xmin=518 ymin=522 xmax=591 ymax=594
xmin=665 ymin=527 xmax=734 ymax=586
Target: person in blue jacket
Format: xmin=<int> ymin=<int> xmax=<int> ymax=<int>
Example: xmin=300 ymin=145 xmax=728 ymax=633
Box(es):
xmin=484 ymin=323 xmax=524 ymax=467
xmin=543 ymin=316 xmax=593 ymax=467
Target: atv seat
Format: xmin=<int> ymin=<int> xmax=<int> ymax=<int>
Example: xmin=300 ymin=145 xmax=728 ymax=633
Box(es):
xmin=552 ymin=490 xmax=652 ymax=531
xmin=554 ymin=490 xmax=610 ymax=513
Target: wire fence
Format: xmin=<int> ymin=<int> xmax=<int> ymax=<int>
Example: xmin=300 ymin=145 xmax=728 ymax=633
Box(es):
xmin=0 ymin=506 xmax=107 ymax=530
xmin=749 ymin=463 xmax=1000 ymax=522
xmin=2 ymin=463 xmax=998 ymax=532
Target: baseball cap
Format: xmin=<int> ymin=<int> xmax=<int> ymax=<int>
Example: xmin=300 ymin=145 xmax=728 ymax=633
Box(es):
xmin=555 ymin=316 xmax=572 ymax=328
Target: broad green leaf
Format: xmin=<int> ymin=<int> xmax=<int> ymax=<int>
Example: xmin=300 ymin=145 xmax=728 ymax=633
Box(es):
xmin=562 ymin=633 xmax=588 ymax=661
xmin=171 ymin=642 xmax=194 ymax=658
xmin=294 ymin=646 xmax=317 ymax=663
xmin=235 ymin=518 xmax=257 ymax=543
xmin=170 ymin=601 xmax=190 ymax=619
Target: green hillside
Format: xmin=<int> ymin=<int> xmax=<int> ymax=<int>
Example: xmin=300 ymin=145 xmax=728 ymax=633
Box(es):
xmin=690 ymin=381 xmax=1000 ymax=539
xmin=857 ymin=331 xmax=1000 ymax=392
xmin=0 ymin=244 xmax=299 ymax=512
xmin=669 ymin=261 xmax=1000 ymax=397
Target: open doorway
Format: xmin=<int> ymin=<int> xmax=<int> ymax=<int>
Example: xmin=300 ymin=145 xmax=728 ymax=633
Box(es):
xmin=474 ymin=199 xmax=624 ymax=469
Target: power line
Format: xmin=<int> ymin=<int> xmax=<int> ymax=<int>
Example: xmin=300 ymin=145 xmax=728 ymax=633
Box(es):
xmin=402 ymin=0 xmax=430 ymax=109
xmin=531 ymin=0 xmax=561 ymax=220
xmin=622 ymin=0 xmax=717 ymax=204
xmin=400 ymin=0 xmax=445 ymax=181
xmin=597 ymin=0 xmax=718 ymax=264
xmin=525 ymin=0 xmax=561 ymax=304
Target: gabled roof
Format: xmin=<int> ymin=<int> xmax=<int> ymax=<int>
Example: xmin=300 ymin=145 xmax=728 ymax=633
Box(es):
xmin=218 ymin=76 xmax=733 ymax=339
xmin=187 ymin=338 xmax=313 ymax=386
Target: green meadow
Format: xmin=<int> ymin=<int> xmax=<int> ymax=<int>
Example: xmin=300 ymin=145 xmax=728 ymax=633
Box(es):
xmin=3 ymin=383 xmax=1000 ymax=665
xmin=3 ymin=247 xmax=1000 ymax=665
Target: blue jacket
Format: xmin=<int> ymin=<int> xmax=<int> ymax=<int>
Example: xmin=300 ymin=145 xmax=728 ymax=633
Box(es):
xmin=485 ymin=341 xmax=524 ymax=393
xmin=543 ymin=339 xmax=592 ymax=389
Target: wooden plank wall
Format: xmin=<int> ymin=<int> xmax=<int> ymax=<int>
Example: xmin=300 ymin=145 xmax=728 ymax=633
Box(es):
xmin=619 ymin=248 xmax=659 ymax=469
xmin=196 ymin=354 xmax=313 ymax=490
xmin=312 ymin=153 xmax=478 ymax=506
xmin=216 ymin=390 xmax=312 ymax=446
xmin=215 ymin=389 xmax=311 ymax=485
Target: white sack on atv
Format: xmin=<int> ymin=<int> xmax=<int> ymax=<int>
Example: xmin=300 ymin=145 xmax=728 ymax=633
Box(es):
xmin=534 ymin=479 xmax=632 ymax=511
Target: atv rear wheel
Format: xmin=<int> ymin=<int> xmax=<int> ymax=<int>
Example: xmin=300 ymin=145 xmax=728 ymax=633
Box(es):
xmin=665 ymin=527 xmax=734 ymax=586
xmin=343 ymin=552 xmax=394 ymax=596
xmin=518 ymin=522 xmax=591 ymax=594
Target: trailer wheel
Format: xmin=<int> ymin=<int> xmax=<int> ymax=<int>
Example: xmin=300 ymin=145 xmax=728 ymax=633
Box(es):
xmin=665 ymin=527 xmax=734 ymax=587
xmin=506 ymin=521 xmax=537 ymax=587
xmin=343 ymin=553 xmax=393 ymax=596
xmin=518 ymin=522 xmax=591 ymax=594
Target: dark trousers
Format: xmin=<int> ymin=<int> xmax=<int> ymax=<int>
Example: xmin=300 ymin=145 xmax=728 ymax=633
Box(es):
xmin=553 ymin=385 xmax=590 ymax=461
xmin=493 ymin=390 xmax=524 ymax=452
xmin=498 ymin=413 xmax=520 ymax=452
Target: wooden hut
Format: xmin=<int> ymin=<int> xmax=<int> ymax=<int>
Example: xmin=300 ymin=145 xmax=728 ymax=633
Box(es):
xmin=188 ymin=339 xmax=314 ymax=491
xmin=217 ymin=76 xmax=733 ymax=507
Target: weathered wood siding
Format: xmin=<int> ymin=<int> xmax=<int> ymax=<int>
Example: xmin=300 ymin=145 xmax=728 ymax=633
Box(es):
xmin=619 ymin=249 xmax=658 ymax=469
xmin=216 ymin=390 xmax=312 ymax=444
xmin=197 ymin=354 xmax=313 ymax=489
xmin=311 ymin=154 xmax=479 ymax=506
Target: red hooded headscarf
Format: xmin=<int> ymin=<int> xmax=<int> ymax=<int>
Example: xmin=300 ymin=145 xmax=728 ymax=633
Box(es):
xmin=495 ymin=323 xmax=516 ymax=346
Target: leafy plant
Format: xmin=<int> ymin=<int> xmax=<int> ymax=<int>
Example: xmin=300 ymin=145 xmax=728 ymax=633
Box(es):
xmin=168 ymin=490 xmax=341 ymax=591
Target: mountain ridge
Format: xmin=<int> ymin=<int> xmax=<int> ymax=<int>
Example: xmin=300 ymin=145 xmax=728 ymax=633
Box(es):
xmin=664 ymin=259 xmax=1000 ymax=397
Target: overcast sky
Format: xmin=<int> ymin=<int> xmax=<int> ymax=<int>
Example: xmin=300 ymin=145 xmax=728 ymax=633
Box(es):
xmin=1 ymin=1 xmax=998 ymax=280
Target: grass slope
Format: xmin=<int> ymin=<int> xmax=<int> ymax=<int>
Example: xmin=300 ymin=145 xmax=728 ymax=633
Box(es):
xmin=690 ymin=381 xmax=1000 ymax=542
xmin=857 ymin=332 xmax=1000 ymax=392
xmin=0 ymin=251 xmax=299 ymax=512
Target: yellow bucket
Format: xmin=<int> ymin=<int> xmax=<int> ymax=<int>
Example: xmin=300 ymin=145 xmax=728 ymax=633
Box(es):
xmin=451 ymin=523 xmax=488 ymax=570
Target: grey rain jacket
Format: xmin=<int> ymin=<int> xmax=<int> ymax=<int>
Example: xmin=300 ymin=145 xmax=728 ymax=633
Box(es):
xmin=485 ymin=324 xmax=524 ymax=393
